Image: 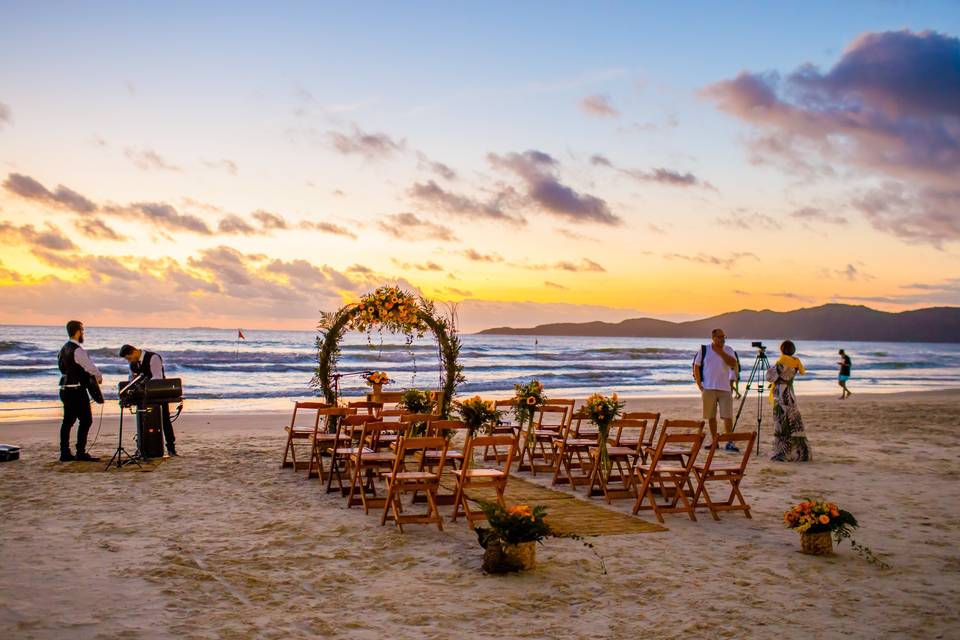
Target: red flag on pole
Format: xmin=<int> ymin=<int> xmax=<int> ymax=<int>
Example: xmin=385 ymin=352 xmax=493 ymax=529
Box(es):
xmin=238 ymin=329 xmax=245 ymax=340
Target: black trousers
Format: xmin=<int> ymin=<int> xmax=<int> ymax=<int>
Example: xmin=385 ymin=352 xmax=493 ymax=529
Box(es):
xmin=60 ymin=388 xmax=92 ymax=454
xmin=160 ymin=402 xmax=175 ymax=446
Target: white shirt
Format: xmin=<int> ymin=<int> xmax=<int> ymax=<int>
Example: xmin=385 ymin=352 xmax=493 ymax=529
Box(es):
xmin=70 ymin=339 xmax=103 ymax=383
xmin=130 ymin=351 xmax=164 ymax=380
xmin=693 ymin=344 xmax=736 ymax=391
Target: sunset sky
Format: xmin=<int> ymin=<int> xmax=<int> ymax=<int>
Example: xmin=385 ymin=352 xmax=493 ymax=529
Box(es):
xmin=1 ymin=2 xmax=958 ymax=332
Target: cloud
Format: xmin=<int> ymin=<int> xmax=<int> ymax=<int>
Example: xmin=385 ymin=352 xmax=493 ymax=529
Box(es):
xmin=544 ymin=281 xmax=567 ymax=290
xmin=488 ymin=150 xmax=620 ymax=225
xmin=74 ymin=218 xmax=127 ymax=241
xmin=789 ymin=207 xmax=848 ymax=225
xmin=299 ymin=219 xmax=358 ymax=239
xmin=328 ymin=125 xmax=405 ymax=160
xmin=664 ymin=252 xmax=758 ymax=270
xmin=516 ymin=258 xmax=606 ymax=273
xmin=125 ymin=147 xmax=182 ymax=171
xmin=3 ymin=173 xmax=97 ymax=213
xmin=391 ymin=259 xmax=443 ymax=272
xmin=580 ymin=94 xmax=619 ymax=117
xmin=702 ymin=29 xmax=960 ymax=244
xmin=218 ymin=214 xmax=256 ymax=235
xmin=377 ymin=213 xmax=456 ymax=242
xmin=416 ymin=152 xmax=457 ymax=180
xmin=408 ymin=180 xmax=524 ymax=225
xmin=462 ymin=249 xmax=503 ymax=263
xmin=203 ymin=158 xmax=239 ymax=175
xmin=717 ymin=209 xmax=781 ymax=231
xmin=252 ymin=210 xmax=288 ymax=230
xmin=0 ymin=102 xmax=11 ymax=128
xmin=591 ymin=157 xmax=710 ymax=189
xmin=0 ymin=221 xmax=78 ymax=251
xmin=106 ymin=202 xmax=212 ymax=235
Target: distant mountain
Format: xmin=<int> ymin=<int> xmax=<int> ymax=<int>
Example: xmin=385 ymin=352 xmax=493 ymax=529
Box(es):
xmin=477 ymin=304 xmax=960 ymax=343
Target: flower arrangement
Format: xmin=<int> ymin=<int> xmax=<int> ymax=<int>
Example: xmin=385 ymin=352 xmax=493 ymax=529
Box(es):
xmin=365 ymin=371 xmax=391 ymax=386
xmin=398 ymin=388 xmax=434 ymax=414
xmin=784 ymin=498 xmax=888 ymax=567
xmin=454 ymin=396 xmax=501 ymax=437
xmin=583 ymin=392 xmax=625 ymax=473
xmin=347 ymin=286 xmax=427 ymax=336
xmin=513 ymin=380 xmax=546 ymax=443
xmin=475 ymin=502 xmax=551 ymax=573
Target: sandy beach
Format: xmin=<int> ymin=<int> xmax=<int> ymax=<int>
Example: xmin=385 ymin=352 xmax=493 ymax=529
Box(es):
xmin=1 ymin=389 xmax=958 ymax=639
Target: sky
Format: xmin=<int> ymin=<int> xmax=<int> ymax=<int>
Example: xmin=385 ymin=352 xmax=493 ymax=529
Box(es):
xmin=0 ymin=1 xmax=958 ymax=333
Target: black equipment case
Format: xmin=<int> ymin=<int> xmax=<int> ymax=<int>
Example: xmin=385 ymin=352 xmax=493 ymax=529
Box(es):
xmin=136 ymin=405 xmax=166 ymax=458
xmin=0 ymin=444 xmax=21 ymax=462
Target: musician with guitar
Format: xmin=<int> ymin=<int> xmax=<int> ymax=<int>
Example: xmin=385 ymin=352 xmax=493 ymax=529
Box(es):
xmin=58 ymin=320 xmax=104 ymax=462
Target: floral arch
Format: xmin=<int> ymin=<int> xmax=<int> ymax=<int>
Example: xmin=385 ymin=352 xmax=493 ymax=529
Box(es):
xmin=312 ymin=287 xmax=464 ymax=417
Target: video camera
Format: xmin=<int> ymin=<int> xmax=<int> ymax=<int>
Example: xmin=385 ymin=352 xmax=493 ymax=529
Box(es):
xmin=751 ymin=341 xmax=767 ymax=351
xmin=118 ymin=376 xmax=184 ymax=407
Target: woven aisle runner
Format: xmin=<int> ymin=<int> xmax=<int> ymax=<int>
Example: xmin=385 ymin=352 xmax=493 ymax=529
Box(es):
xmin=441 ymin=474 xmax=667 ymax=536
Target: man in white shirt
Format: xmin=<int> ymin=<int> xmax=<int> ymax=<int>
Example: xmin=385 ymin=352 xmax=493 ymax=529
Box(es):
xmin=57 ymin=320 xmax=104 ymax=461
xmin=119 ymin=344 xmax=177 ymax=456
xmin=692 ymin=328 xmax=740 ymax=452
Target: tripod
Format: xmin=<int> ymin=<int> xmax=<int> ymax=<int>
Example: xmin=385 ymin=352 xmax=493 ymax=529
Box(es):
xmin=732 ymin=347 xmax=771 ymax=453
xmin=104 ymin=405 xmax=142 ymax=471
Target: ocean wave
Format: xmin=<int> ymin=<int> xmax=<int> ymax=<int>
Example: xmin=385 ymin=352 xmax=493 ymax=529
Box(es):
xmin=0 ymin=340 xmax=33 ymax=354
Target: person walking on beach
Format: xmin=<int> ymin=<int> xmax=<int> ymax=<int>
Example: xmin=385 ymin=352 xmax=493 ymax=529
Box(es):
xmin=57 ymin=320 xmax=103 ymax=462
xmin=767 ymin=340 xmax=811 ymax=462
xmin=693 ymin=328 xmax=740 ymax=452
xmin=838 ymin=349 xmax=853 ymax=399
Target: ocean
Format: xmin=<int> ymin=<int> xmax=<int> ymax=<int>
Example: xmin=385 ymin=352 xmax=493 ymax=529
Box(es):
xmin=2 ymin=324 xmax=959 ymax=419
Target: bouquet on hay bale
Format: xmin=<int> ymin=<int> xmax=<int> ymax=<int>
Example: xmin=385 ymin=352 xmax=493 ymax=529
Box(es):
xmin=475 ymin=502 xmax=552 ymax=573
xmin=513 ymin=380 xmax=546 ymax=445
xmin=784 ymin=498 xmax=889 ymax=567
xmin=583 ymin=392 xmax=625 ymax=476
xmin=454 ymin=396 xmax=501 ymax=437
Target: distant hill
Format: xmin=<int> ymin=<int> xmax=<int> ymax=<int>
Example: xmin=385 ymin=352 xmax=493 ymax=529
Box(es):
xmin=477 ymin=304 xmax=960 ymax=343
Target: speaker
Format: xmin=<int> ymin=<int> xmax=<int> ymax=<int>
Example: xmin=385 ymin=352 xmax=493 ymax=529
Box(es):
xmin=144 ymin=378 xmax=182 ymax=404
xmin=136 ymin=404 xmax=165 ymax=458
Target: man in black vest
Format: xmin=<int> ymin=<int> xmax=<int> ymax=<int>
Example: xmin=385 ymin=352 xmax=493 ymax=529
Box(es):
xmin=58 ymin=320 xmax=103 ymax=461
xmin=119 ymin=344 xmax=178 ymax=456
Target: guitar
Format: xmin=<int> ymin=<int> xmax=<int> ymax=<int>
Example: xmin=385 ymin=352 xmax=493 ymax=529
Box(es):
xmin=83 ymin=374 xmax=105 ymax=404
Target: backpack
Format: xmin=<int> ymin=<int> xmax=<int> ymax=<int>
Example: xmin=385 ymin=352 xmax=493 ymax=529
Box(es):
xmin=693 ymin=345 xmax=740 ymax=381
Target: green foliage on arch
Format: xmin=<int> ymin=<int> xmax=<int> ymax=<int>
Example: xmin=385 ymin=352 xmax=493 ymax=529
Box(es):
xmin=311 ymin=287 xmax=464 ymax=417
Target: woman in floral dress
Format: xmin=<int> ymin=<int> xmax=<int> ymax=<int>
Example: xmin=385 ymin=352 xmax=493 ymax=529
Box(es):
xmin=767 ymin=339 xmax=811 ymax=462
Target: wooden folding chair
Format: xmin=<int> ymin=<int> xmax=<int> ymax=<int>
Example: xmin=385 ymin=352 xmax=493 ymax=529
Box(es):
xmin=451 ymin=435 xmax=515 ymax=527
xmin=632 ymin=429 xmax=705 ymax=523
xmin=551 ymin=410 xmax=596 ymax=488
xmin=643 ymin=419 xmax=705 ymax=466
xmin=423 ymin=419 xmax=469 ymax=471
xmin=399 ymin=412 xmax=436 ymax=438
xmin=306 ymin=407 xmax=354 ymax=480
xmin=484 ymin=399 xmax=517 ymax=462
xmin=517 ymin=404 xmax=568 ymax=474
xmin=381 ymin=436 xmax=449 ymax=532
xmin=324 ymin=413 xmax=373 ymax=495
xmin=281 ymin=401 xmax=330 ymax=470
xmin=587 ymin=418 xmax=648 ymax=501
xmin=348 ymin=401 xmax=384 ymax=418
xmin=692 ymin=431 xmax=755 ymax=520
xmin=345 ymin=421 xmax=399 ymax=511
xmin=621 ymin=411 xmax=661 ymax=455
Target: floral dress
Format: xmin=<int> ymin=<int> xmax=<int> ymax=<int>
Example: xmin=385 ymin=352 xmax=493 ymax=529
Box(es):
xmin=766 ymin=363 xmax=811 ymax=462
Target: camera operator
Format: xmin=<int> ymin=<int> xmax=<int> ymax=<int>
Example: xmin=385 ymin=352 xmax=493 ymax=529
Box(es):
xmin=58 ymin=320 xmax=103 ymax=462
xmin=692 ymin=328 xmax=740 ymax=452
xmin=119 ymin=344 xmax=178 ymax=456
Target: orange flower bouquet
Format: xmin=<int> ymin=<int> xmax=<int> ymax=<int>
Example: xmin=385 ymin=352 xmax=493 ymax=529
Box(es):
xmin=784 ymin=498 xmax=885 ymax=566
xmin=365 ymin=371 xmax=391 ymax=386
xmin=475 ymin=502 xmax=551 ymax=573
xmin=513 ymin=379 xmax=546 ymax=445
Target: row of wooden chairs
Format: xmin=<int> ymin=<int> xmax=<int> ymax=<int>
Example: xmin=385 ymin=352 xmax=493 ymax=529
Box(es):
xmin=280 ymin=400 xmax=515 ymax=532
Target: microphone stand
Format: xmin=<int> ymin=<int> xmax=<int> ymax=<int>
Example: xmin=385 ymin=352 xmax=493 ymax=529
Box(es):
xmin=104 ymin=376 xmax=144 ymax=471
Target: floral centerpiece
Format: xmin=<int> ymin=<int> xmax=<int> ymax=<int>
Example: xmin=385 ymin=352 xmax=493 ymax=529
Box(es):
xmin=583 ymin=392 xmax=625 ymax=475
xmin=398 ymin=388 xmax=434 ymax=436
xmin=365 ymin=371 xmax=391 ymax=387
xmin=513 ymin=380 xmax=546 ymax=445
xmin=784 ymin=498 xmax=887 ymax=566
xmin=454 ymin=396 xmax=501 ymax=437
xmin=475 ymin=502 xmax=551 ymax=573
xmin=347 ymin=286 xmax=427 ymax=337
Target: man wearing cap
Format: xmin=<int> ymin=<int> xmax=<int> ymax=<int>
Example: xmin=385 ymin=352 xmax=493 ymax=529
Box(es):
xmin=119 ymin=344 xmax=178 ymax=456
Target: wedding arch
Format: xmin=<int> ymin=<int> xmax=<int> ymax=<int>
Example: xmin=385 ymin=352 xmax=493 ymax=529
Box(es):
xmin=312 ymin=286 xmax=464 ymax=417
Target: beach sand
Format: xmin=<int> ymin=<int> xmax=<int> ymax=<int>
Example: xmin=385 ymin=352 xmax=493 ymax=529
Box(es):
xmin=1 ymin=390 xmax=958 ymax=639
